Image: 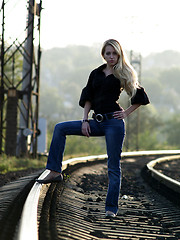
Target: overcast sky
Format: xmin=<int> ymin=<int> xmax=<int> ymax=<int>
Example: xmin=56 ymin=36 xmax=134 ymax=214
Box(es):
xmin=1 ymin=0 xmax=180 ymax=56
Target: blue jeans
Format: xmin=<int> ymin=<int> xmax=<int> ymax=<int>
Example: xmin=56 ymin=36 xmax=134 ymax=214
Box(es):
xmin=46 ymin=117 xmax=125 ymax=214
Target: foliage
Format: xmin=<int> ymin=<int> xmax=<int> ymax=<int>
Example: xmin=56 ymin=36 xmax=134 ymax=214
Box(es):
xmin=163 ymin=114 xmax=180 ymax=147
xmin=0 ymin=154 xmax=46 ymax=174
xmin=142 ymin=50 xmax=180 ymax=70
xmin=64 ymin=135 xmax=106 ymax=156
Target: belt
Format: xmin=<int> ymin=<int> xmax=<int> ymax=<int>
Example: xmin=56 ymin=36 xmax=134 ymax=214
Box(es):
xmin=92 ymin=113 xmax=114 ymax=123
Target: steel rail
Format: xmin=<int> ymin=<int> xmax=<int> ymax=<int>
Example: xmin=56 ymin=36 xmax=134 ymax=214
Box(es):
xmin=146 ymin=155 xmax=180 ymax=194
xmin=17 ymin=150 xmax=180 ymax=240
xmin=17 ymin=170 xmax=50 ymax=240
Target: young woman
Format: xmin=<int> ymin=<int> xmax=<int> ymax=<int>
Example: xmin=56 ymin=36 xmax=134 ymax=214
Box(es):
xmin=36 ymin=39 xmax=150 ymax=218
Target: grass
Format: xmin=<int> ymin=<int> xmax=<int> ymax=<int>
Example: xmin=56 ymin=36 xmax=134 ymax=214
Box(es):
xmin=0 ymin=154 xmax=47 ymax=174
xmin=0 ymin=153 xmax=96 ymax=174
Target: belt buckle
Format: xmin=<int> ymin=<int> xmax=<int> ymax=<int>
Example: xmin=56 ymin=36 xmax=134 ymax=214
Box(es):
xmin=96 ymin=114 xmax=103 ymax=123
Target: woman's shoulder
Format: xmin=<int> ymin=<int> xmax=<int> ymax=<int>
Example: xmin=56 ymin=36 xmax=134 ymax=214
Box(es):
xmin=88 ymin=64 xmax=106 ymax=80
xmin=91 ymin=64 xmax=106 ymax=74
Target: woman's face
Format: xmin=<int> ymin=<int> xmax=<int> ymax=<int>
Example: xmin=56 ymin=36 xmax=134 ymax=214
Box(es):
xmin=103 ymin=45 xmax=119 ymax=67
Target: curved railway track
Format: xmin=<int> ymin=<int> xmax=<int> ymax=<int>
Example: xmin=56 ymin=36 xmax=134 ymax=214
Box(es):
xmin=152 ymin=155 xmax=180 ymax=182
xmin=0 ymin=151 xmax=180 ymax=240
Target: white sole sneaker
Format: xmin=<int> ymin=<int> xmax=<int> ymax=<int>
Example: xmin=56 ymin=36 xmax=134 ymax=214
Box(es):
xmin=105 ymin=211 xmax=116 ymax=218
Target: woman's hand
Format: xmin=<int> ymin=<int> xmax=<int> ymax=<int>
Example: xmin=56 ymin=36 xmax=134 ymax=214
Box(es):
xmin=82 ymin=101 xmax=91 ymax=137
xmin=113 ymin=110 xmax=127 ymax=120
xmin=81 ymin=122 xmax=91 ymax=137
xmin=113 ymin=104 xmax=141 ymax=120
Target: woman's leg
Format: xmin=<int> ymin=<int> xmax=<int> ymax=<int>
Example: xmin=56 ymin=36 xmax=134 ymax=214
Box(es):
xmin=104 ymin=119 xmax=125 ymax=214
xmin=46 ymin=119 xmax=104 ymax=173
xmin=46 ymin=121 xmax=83 ymax=173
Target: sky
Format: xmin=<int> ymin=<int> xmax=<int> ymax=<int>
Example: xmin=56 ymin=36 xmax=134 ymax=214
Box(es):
xmin=1 ymin=0 xmax=180 ymax=56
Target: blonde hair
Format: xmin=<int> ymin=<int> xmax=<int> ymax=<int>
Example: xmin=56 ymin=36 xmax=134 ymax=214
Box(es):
xmin=101 ymin=39 xmax=139 ymax=97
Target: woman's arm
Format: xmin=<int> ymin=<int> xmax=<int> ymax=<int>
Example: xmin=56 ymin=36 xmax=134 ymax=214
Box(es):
xmin=83 ymin=101 xmax=91 ymax=120
xmin=113 ymin=104 xmax=141 ymax=120
xmin=82 ymin=101 xmax=92 ymax=137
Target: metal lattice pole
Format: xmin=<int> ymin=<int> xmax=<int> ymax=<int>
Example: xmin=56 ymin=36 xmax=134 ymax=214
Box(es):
xmin=130 ymin=50 xmax=142 ymax=151
xmin=0 ymin=0 xmax=42 ymax=157
xmin=0 ymin=0 xmax=5 ymax=154
xmin=16 ymin=0 xmax=35 ymax=156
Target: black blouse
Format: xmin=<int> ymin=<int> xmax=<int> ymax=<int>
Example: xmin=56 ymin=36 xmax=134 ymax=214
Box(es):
xmin=79 ymin=64 xmax=150 ymax=114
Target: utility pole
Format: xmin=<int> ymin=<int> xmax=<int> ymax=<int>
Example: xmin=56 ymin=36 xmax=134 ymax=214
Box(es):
xmin=0 ymin=0 xmax=5 ymax=154
xmin=125 ymin=51 xmax=142 ymax=151
xmin=16 ymin=0 xmax=42 ymax=157
xmin=0 ymin=1 xmax=42 ymax=157
xmin=16 ymin=0 xmax=35 ymax=156
xmin=130 ymin=50 xmax=142 ymax=151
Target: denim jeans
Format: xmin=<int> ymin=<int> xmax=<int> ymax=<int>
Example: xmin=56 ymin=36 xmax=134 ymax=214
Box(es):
xmin=46 ymin=117 xmax=125 ymax=214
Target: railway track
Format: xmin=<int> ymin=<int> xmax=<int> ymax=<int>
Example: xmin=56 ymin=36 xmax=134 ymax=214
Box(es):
xmin=0 ymin=151 xmax=180 ymax=240
xmin=153 ymin=156 xmax=180 ymax=182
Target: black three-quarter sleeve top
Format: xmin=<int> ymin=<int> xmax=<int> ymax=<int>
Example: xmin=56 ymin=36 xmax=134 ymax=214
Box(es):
xmin=79 ymin=64 xmax=150 ymax=114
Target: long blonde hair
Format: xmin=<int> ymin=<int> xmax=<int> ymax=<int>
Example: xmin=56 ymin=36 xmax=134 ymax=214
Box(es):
xmin=101 ymin=39 xmax=139 ymax=97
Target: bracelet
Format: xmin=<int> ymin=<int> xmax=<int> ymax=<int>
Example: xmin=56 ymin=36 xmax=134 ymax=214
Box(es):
xmin=82 ymin=119 xmax=89 ymax=123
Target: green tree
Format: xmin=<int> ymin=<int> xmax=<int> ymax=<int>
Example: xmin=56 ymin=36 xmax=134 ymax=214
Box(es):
xmin=164 ymin=114 xmax=180 ymax=148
